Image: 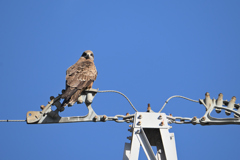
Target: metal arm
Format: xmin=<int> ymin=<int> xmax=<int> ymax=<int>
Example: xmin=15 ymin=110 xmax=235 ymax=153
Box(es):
xmin=26 ymin=88 xmax=134 ymax=124
xmin=166 ymin=93 xmax=240 ymax=125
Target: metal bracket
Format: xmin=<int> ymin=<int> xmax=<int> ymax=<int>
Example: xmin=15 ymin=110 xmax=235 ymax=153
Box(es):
xmin=26 ymin=88 xmax=134 ymax=124
xmin=167 ymin=93 xmax=240 ymax=125
xmin=123 ymin=112 xmax=177 ymax=160
xmin=198 ymin=97 xmax=240 ymax=125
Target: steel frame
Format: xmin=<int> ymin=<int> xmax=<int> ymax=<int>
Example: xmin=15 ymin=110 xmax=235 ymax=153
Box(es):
xmin=25 ymin=90 xmax=240 ymax=160
xmin=123 ymin=112 xmax=177 ymax=160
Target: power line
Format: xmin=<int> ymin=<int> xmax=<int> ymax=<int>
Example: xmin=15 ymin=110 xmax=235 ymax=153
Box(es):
xmin=1 ymin=89 xmax=138 ymax=123
xmin=159 ymin=95 xmax=199 ymax=113
xmin=97 ymin=90 xmax=138 ymax=112
xmin=0 ymin=120 xmax=26 ymax=122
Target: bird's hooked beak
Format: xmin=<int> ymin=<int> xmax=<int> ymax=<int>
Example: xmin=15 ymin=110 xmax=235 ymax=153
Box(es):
xmin=85 ymin=54 xmax=90 ymax=59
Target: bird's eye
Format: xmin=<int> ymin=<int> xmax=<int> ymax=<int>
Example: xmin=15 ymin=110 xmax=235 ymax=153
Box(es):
xmin=91 ymin=53 xmax=93 ymax=56
xmin=82 ymin=53 xmax=86 ymax=56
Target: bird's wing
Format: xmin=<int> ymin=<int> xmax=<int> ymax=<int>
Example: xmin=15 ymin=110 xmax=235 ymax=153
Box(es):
xmin=66 ymin=60 xmax=97 ymax=89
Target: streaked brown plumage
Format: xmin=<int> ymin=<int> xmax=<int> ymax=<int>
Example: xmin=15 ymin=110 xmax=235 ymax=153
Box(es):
xmin=61 ymin=50 xmax=97 ymax=107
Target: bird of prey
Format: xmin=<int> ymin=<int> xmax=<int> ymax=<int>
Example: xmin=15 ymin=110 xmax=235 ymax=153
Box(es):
xmin=61 ymin=50 xmax=97 ymax=107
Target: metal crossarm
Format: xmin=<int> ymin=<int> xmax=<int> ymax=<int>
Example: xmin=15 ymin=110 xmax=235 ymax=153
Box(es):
xmin=0 ymin=90 xmax=235 ymax=160
xmin=26 ymin=88 xmax=134 ymax=124
xmin=166 ymin=93 xmax=240 ymax=125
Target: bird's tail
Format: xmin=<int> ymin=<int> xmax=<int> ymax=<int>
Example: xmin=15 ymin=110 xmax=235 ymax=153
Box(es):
xmin=61 ymin=81 xmax=93 ymax=107
xmin=68 ymin=89 xmax=82 ymax=106
xmin=61 ymin=87 xmax=81 ymax=107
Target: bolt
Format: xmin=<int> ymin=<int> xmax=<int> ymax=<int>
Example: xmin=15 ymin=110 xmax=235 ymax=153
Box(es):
xmin=147 ymin=103 xmax=151 ymax=112
xmin=128 ymin=128 xmax=133 ymax=132
xmin=50 ymin=96 xmax=55 ymax=100
xmin=201 ymin=117 xmax=206 ymax=121
xmin=169 ymin=114 xmax=172 ymax=117
xmin=160 ymin=121 xmax=164 ymax=126
xmin=126 ymin=113 xmax=130 ymax=116
xmin=192 ymin=116 xmax=197 ymax=121
xmin=40 ymin=105 xmax=45 ymax=110
xmin=101 ymin=115 xmax=107 ymax=121
xmin=129 ymin=124 xmax=132 ymax=128
xmin=137 ymin=121 xmax=141 ymax=125
xmin=127 ymin=136 xmax=132 ymax=140
xmin=93 ymin=116 xmax=98 ymax=121
xmin=158 ymin=115 xmax=162 ymax=120
xmin=138 ymin=114 xmax=142 ymax=119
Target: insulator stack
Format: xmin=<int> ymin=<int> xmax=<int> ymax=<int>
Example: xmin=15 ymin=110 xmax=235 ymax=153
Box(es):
xmin=215 ymin=93 xmax=223 ymax=113
xmin=225 ymin=96 xmax=236 ymax=116
xmin=204 ymin=92 xmax=211 ymax=110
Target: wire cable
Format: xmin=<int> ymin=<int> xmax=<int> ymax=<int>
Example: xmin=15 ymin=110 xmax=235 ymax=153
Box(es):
xmin=159 ymin=95 xmax=199 ymax=113
xmin=0 ymin=120 xmax=26 ymax=122
xmin=0 ymin=89 xmax=137 ymax=122
xmin=97 ymin=90 xmax=138 ymax=112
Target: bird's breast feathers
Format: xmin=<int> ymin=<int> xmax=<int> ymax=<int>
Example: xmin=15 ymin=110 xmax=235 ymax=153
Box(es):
xmin=66 ymin=59 xmax=97 ymax=87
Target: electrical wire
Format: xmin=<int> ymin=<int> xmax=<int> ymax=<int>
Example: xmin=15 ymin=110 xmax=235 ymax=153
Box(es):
xmin=0 ymin=89 xmax=137 ymax=122
xmin=0 ymin=120 xmax=26 ymax=122
xmin=159 ymin=95 xmax=199 ymax=113
xmin=0 ymin=92 xmax=197 ymax=121
xmin=97 ymin=90 xmax=138 ymax=112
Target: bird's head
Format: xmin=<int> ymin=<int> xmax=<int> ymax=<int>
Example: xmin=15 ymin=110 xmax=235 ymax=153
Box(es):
xmin=81 ymin=50 xmax=94 ymax=60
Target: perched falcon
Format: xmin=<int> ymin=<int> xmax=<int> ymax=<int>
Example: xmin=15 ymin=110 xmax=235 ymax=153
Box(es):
xmin=61 ymin=50 xmax=97 ymax=107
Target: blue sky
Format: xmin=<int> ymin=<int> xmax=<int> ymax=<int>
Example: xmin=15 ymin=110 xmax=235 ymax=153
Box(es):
xmin=0 ymin=1 xmax=240 ymax=160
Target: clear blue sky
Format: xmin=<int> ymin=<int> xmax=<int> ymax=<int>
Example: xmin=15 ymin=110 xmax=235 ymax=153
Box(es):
xmin=0 ymin=1 xmax=240 ymax=160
